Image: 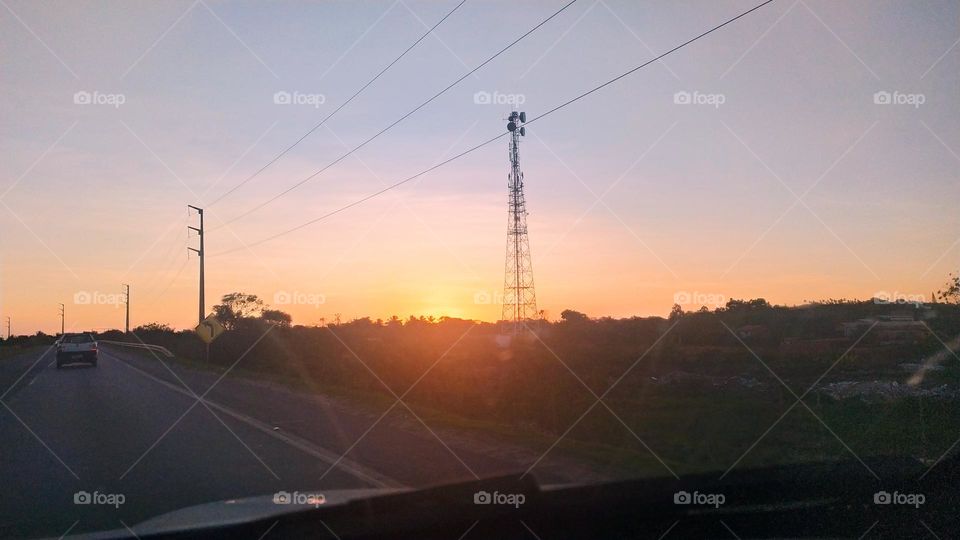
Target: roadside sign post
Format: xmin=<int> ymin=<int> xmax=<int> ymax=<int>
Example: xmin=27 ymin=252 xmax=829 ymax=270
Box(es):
xmin=193 ymin=315 xmax=225 ymax=362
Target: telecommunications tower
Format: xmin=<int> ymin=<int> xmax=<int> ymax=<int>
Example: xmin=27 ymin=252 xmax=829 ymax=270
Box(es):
xmin=501 ymin=111 xmax=537 ymax=333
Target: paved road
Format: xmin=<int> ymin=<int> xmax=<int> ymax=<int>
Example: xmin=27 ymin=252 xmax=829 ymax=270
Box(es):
xmin=0 ymin=345 xmax=540 ymax=538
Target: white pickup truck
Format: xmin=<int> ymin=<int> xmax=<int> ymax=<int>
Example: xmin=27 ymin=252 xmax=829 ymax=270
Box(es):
xmin=56 ymin=333 xmax=99 ymax=368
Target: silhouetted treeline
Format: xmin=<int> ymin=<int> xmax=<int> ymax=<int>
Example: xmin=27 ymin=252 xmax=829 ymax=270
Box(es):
xmin=92 ymin=298 xmax=960 ymax=476
xmin=0 ymin=331 xmax=56 ymax=348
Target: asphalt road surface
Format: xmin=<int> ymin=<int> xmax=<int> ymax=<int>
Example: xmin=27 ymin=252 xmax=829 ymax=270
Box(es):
xmin=0 ymin=344 xmax=546 ymax=538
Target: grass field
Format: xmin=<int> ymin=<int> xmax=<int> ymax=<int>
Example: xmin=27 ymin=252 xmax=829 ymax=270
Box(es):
xmin=111 ymin=343 xmax=960 ymax=481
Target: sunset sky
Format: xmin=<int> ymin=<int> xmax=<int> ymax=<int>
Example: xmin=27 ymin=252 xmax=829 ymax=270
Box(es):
xmin=1 ymin=0 xmax=958 ymax=334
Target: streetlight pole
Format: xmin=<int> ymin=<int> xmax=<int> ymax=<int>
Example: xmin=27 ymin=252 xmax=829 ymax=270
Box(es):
xmin=58 ymin=303 xmax=64 ymax=335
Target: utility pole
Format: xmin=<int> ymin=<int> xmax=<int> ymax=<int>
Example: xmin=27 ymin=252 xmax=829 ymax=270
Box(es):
xmin=58 ymin=303 xmax=64 ymax=336
xmin=122 ymin=284 xmax=130 ymax=333
xmin=188 ymin=205 xmax=205 ymax=326
xmin=5 ymin=316 xmax=10 ymax=339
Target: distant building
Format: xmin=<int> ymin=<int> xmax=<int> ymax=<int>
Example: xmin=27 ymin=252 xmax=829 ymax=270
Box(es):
xmin=779 ymin=337 xmax=851 ymax=358
xmin=736 ymin=324 xmax=768 ymax=341
xmin=840 ymin=317 xmax=930 ymax=345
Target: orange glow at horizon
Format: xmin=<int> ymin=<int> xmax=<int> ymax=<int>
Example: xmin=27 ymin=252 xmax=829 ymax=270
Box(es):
xmin=1 ymin=2 xmax=957 ymax=335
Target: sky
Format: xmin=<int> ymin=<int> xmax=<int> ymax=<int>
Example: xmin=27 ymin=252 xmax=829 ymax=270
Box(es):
xmin=1 ymin=0 xmax=958 ymax=334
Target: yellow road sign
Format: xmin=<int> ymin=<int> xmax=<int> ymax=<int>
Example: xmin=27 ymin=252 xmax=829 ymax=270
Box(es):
xmin=194 ymin=315 xmax=225 ymax=344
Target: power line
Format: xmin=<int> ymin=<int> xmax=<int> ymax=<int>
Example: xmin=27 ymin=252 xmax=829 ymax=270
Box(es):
xmin=211 ymin=0 xmax=776 ymax=256
xmin=212 ymin=0 xmax=580 ymax=230
xmin=207 ymin=0 xmax=470 ymax=208
xmin=524 ymin=0 xmax=775 ymax=130
xmin=134 ymin=216 xmax=189 ymax=294
xmin=146 ymin=256 xmax=191 ymax=305
xmin=142 ymin=210 xmax=195 ymax=304
xmin=212 ymin=132 xmax=507 ymax=255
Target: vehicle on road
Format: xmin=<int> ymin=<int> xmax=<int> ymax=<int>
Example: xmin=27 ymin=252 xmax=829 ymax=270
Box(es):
xmin=56 ymin=333 xmax=98 ymax=368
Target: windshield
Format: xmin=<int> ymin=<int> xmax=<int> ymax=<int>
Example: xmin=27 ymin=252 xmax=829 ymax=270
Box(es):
xmin=61 ymin=335 xmax=93 ymax=344
xmin=1 ymin=1 xmax=957 ymax=538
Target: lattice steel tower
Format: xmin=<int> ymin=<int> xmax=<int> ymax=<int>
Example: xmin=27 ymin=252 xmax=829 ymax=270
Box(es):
xmin=501 ymin=111 xmax=537 ymax=332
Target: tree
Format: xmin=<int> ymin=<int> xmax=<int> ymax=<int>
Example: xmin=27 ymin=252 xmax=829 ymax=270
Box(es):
xmin=668 ymin=304 xmax=684 ymax=321
xmin=261 ymin=309 xmax=292 ymax=328
xmin=134 ymin=322 xmax=173 ymax=333
xmin=560 ymin=309 xmax=590 ymax=323
xmin=722 ymin=298 xmax=772 ymax=312
xmin=344 ymin=317 xmax=375 ymax=329
xmin=213 ymin=292 xmax=265 ymax=330
xmin=936 ymin=273 xmax=960 ymax=304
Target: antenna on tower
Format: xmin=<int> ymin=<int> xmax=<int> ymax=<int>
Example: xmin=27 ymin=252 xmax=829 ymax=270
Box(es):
xmin=501 ymin=111 xmax=537 ymax=335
